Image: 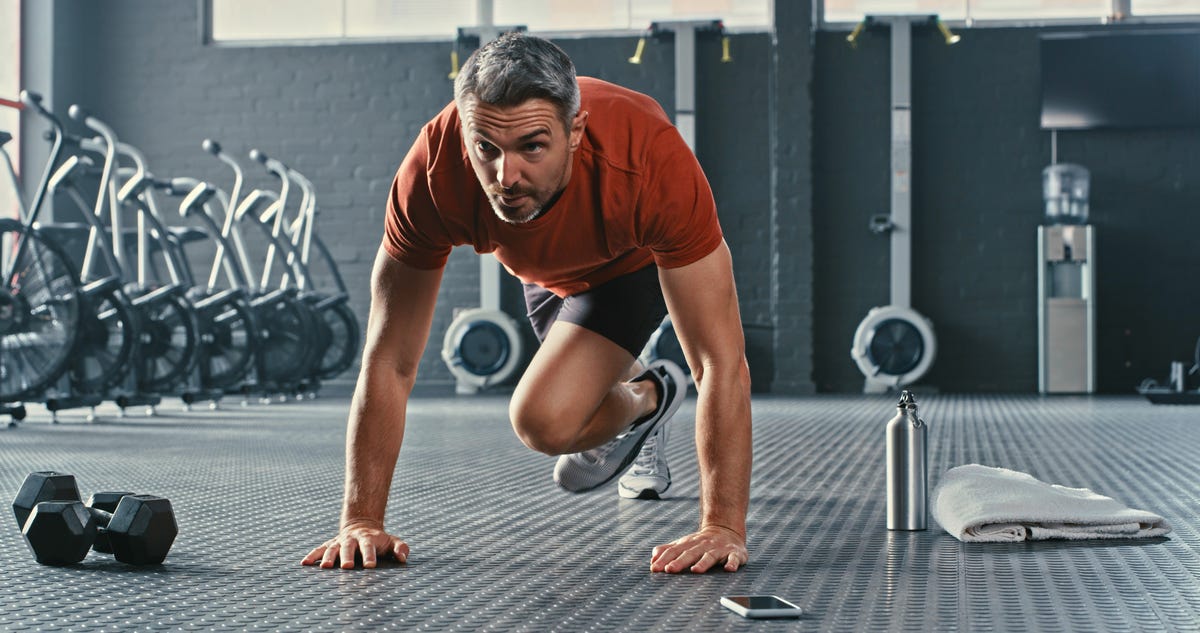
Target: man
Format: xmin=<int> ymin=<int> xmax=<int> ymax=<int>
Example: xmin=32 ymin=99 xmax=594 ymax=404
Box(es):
xmin=301 ymin=32 xmax=751 ymax=574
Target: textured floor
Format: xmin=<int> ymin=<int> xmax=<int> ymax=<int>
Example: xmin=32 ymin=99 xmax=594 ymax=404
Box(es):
xmin=1 ymin=393 xmax=1198 ymax=631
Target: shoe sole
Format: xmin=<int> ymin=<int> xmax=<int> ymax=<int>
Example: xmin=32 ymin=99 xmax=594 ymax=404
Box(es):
xmin=618 ymin=480 xmax=671 ymax=500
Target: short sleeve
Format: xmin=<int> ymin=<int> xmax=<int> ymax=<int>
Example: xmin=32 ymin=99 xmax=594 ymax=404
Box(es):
xmin=382 ymin=130 xmax=455 ymax=269
xmin=639 ymin=126 xmax=724 ymax=269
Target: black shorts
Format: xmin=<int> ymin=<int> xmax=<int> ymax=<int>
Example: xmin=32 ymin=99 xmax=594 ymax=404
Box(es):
xmin=523 ymin=265 xmax=668 ymax=358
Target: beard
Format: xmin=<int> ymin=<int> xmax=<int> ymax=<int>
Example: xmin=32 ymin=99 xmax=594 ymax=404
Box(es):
xmin=486 ymin=186 xmax=562 ymax=225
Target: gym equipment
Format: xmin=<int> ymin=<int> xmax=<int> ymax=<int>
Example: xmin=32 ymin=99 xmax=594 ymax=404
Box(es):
xmin=638 ymin=316 xmax=693 ymax=388
xmin=627 ymin=19 xmax=730 ymax=152
xmin=68 ymin=107 xmax=201 ymax=398
xmin=0 ymin=96 xmax=85 ymax=416
xmin=29 ymin=101 xmax=202 ymax=416
xmin=13 ymin=472 xmax=176 ymax=566
xmin=168 ymin=158 xmax=272 ymax=398
xmin=1138 ymin=340 xmax=1200 ymax=404
xmin=274 ymin=164 xmax=360 ymax=382
xmin=6 ymin=91 xmax=354 ymax=416
xmin=85 ymin=491 xmax=136 ymax=554
xmin=442 ymin=307 xmax=524 ymax=393
xmin=848 ymin=15 xmax=954 ymax=394
xmin=441 ymin=20 xmax=526 ymax=395
xmin=22 ymin=496 xmax=177 ymax=566
xmin=11 ymin=471 xmax=81 ymax=530
xmin=236 ymin=149 xmax=330 ymax=394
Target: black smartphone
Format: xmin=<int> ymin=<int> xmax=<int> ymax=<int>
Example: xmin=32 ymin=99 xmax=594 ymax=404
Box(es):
xmin=720 ymin=595 xmax=803 ymax=619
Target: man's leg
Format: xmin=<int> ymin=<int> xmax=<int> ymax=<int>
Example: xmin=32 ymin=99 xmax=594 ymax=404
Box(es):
xmin=509 ymin=321 xmax=657 ymax=456
xmin=513 ymin=265 xmax=685 ymax=492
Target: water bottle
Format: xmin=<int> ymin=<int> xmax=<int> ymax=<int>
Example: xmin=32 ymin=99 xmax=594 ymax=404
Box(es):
xmin=886 ymin=390 xmax=927 ymax=530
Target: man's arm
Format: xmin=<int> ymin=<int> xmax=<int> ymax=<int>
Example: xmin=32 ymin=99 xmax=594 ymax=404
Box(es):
xmin=651 ymin=240 xmax=752 ymax=573
xmin=301 ymin=245 xmax=444 ymax=569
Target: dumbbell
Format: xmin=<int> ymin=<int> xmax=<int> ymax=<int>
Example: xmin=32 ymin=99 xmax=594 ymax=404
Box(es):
xmin=11 ymin=473 xmax=132 ymax=553
xmin=12 ymin=472 xmax=178 ymax=566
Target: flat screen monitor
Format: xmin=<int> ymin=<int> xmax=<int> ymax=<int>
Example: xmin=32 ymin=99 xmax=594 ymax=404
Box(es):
xmin=1040 ymin=31 xmax=1200 ymax=130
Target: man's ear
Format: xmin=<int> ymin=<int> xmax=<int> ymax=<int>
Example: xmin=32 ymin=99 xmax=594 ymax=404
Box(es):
xmin=569 ymin=110 xmax=589 ymax=151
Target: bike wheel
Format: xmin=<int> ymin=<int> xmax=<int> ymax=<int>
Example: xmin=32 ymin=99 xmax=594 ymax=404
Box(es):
xmin=314 ymin=300 xmax=359 ymax=381
xmin=70 ymin=285 xmax=137 ymax=394
xmin=136 ymin=292 xmax=200 ymax=394
xmin=198 ymin=295 xmax=257 ymax=390
xmin=255 ymin=295 xmax=319 ymax=385
xmin=0 ymin=221 xmax=82 ymax=401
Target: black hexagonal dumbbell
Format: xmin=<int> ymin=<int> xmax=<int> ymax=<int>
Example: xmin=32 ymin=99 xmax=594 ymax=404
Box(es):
xmin=12 ymin=472 xmax=133 ymax=548
xmin=11 ymin=471 xmax=81 ymax=529
xmin=21 ymin=495 xmax=178 ymax=566
xmin=12 ymin=472 xmax=177 ymax=566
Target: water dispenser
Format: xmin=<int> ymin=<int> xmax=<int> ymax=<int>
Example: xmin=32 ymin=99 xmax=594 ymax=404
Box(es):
xmin=1038 ymin=163 xmax=1095 ymax=393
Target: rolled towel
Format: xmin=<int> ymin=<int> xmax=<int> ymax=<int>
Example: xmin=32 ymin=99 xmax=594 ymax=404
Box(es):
xmin=931 ymin=464 xmax=1171 ymax=543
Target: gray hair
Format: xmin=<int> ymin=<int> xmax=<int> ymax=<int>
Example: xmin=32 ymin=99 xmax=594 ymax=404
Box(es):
xmin=453 ymin=32 xmax=580 ymax=130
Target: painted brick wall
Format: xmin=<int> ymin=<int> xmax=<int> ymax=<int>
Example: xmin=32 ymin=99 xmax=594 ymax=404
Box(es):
xmin=770 ymin=1 xmax=816 ymax=394
xmin=41 ymin=0 xmax=793 ymax=391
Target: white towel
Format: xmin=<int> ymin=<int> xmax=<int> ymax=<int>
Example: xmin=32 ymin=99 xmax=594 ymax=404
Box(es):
xmin=931 ymin=464 xmax=1171 ymax=543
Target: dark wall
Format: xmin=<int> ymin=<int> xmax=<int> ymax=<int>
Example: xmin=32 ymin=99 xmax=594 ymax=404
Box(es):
xmin=38 ymin=0 xmax=792 ymax=390
xmin=770 ymin=1 xmax=816 ymax=394
xmin=813 ymin=23 xmax=1200 ymax=393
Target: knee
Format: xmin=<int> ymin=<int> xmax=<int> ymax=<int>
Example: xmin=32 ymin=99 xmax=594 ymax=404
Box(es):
xmin=509 ymin=396 xmax=580 ymax=456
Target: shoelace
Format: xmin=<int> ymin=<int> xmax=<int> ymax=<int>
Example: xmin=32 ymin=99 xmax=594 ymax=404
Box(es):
xmin=626 ymin=431 xmax=660 ymax=475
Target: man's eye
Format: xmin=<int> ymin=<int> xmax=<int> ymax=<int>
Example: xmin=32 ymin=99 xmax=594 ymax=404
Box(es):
xmin=477 ymin=142 xmax=497 ymax=154
xmin=524 ymin=143 xmax=544 ymax=152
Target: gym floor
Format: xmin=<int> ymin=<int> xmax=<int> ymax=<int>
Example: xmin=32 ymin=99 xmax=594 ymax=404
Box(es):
xmin=1 ymin=392 xmax=1198 ymax=632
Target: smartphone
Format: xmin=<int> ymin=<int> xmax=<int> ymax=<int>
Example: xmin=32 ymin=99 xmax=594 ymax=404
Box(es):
xmin=720 ymin=595 xmax=803 ymax=619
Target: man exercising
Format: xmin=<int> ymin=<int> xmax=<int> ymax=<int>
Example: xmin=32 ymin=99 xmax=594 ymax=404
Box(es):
xmin=302 ymin=32 xmax=751 ymax=574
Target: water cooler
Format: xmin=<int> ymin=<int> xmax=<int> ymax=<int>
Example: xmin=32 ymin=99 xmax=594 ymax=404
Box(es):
xmin=1038 ymin=163 xmax=1095 ymax=393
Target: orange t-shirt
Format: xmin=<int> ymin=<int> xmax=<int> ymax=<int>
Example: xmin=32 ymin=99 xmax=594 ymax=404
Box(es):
xmin=383 ymin=77 xmax=723 ymax=297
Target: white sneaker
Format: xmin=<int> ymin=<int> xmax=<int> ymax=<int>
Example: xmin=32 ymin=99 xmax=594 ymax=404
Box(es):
xmin=617 ymin=416 xmax=671 ymax=499
xmin=553 ymin=359 xmax=686 ymax=493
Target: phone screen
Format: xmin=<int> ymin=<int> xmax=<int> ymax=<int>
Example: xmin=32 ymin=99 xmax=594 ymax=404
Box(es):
xmin=721 ymin=594 xmax=803 ymax=619
xmin=726 ymin=596 xmax=797 ymax=610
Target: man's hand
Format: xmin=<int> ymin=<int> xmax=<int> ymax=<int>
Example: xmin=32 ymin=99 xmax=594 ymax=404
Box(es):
xmin=301 ymin=520 xmax=410 ymax=569
xmin=650 ymin=525 xmax=747 ymax=574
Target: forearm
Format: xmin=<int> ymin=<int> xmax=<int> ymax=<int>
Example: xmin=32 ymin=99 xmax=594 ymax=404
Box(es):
xmin=340 ymin=365 xmax=413 ymax=527
xmin=693 ymin=358 xmax=752 ymax=537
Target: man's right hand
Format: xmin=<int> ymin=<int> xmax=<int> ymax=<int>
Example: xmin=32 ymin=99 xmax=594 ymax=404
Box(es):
xmin=301 ymin=520 xmax=410 ymax=569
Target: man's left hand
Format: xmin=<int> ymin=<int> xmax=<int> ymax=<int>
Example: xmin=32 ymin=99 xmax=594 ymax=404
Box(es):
xmin=650 ymin=525 xmax=747 ymax=573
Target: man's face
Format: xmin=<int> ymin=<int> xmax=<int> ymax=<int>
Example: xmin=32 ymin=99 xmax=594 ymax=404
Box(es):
xmin=461 ymin=98 xmax=587 ymax=225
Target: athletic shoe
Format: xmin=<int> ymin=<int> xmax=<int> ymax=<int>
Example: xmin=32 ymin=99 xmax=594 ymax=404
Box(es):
xmin=617 ymin=416 xmax=671 ymax=499
xmin=553 ymin=359 xmax=687 ymax=493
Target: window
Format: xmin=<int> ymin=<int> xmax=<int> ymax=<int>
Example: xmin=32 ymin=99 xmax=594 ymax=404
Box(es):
xmin=1 ymin=0 xmax=19 ymax=219
xmin=207 ymin=0 xmax=771 ymax=44
xmin=822 ymin=0 xmax=1200 ymax=23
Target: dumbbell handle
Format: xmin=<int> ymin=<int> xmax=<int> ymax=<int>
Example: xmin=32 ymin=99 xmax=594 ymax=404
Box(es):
xmin=87 ymin=492 xmax=135 ymax=554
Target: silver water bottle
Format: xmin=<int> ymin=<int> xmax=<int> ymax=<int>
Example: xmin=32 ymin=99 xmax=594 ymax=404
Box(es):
xmin=886 ymin=390 xmax=927 ymax=530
